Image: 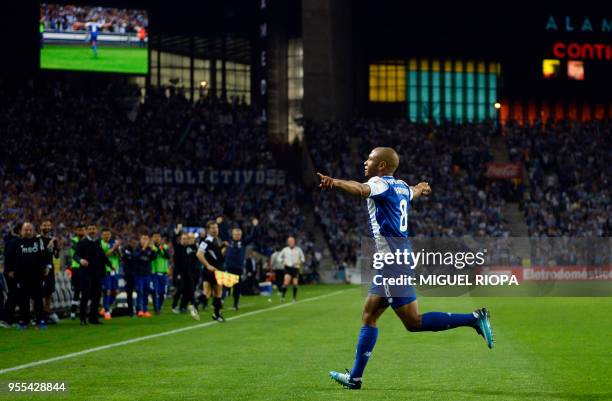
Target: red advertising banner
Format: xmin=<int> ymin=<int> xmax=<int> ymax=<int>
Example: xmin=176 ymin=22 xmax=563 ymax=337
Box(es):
xmin=483 ymin=266 xmax=612 ymax=281
xmin=485 ymin=162 xmax=523 ymax=179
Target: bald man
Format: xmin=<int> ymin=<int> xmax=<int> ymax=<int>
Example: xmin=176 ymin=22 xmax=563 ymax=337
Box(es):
xmin=11 ymin=222 xmax=52 ymax=330
xmin=318 ymin=147 xmax=494 ymax=390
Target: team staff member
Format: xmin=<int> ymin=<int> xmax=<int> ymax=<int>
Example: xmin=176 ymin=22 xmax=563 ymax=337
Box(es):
xmin=172 ymin=228 xmax=200 ymax=320
xmin=133 ymin=234 xmax=154 ymax=318
xmin=40 ymin=220 xmax=60 ymax=324
xmin=121 ymin=238 xmax=138 ymax=316
xmin=1 ymin=223 xmax=22 ymax=327
xmin=223 ymin=218 xmax=259 ymax=310
xmin=100 ymin=228 xmax=121 ymax=320
xmin=11 ymin=222 xmax=52 ymax=330
xmin=69 ymin=224 xmax=86 ymax=320
xmin=151 ymin=232 xmax=170 ymax=315
xmin=270 ymin=247 xmax=285 ymax=295
xmin=171 ymin=225 xmax=184 ymax=311
xmin=73 ymin=224 xmax=111 ymax=325
xmin=244 ymin=250 xmax=259 ymax=295
xmin=196 ymin=221 xmax=225 ymax=322
xmin=278 ymin=236 xmax=305 ymax=302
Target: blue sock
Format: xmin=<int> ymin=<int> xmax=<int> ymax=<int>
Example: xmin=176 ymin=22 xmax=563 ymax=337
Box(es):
xmin=420 ymin=312 xmax=477 ymax=332
xmin=350 ymin=325 xmax=378 ymax=380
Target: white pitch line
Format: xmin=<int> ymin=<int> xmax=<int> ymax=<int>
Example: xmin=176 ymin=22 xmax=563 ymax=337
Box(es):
xmin=0 ymin=289 xmax=352 ymax=375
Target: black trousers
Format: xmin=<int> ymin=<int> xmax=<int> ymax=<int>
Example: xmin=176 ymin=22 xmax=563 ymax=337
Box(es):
xmin=273 ymin=269 xmax=285 ymax=291
xmin=178 ymin=270 xmax=196 ymax=310
xmin=18 ymin=275 xmax=44 ymax=324
xmin=226 ymin=269 xmax=243 ymax=308
xmin=124 ymin=271 xmax=136 ymax=315
xmin=1 ymin=273 xmax=19 ymax=324
xmin=71 ymin=268 xmax=81 ymax=313
xmin=80 ymin=269 xmax=102 ymax=321
xmin=243 ymin=273 xmax=259 ymax=295
xmin=231 ymin=277 xmax=242 ymax=307
xmin=0 ymin=275 xmax=4 ymax=319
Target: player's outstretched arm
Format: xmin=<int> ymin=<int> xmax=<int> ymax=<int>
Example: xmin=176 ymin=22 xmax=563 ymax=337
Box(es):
xmin=410 ymin=182 xmax=432 ymax=199
xmin=317 ymin=172 xmax=371 ymax=198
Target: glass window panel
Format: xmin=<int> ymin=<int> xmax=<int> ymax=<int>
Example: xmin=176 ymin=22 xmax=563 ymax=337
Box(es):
xmin=466 ymin=102 xmax=474 ymax=122
xmin=478 ymin=103 xmax=486 ymax=121
xmin=445 ymin=101 xmax=453 ymax=121
xmin=455 ymin=102 xmax=464 ymax=122
xmin=409 ymin=102 xmax=418 ymax=122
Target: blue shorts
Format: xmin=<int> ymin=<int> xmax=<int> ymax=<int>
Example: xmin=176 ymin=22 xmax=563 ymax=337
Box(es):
xmin=368 ymin=262 xmax=417 ymax=309
xmin=90 ymin=33 xmax=98 ymax=43
xmin=102 ymin=274 xmax=119 ymax=291
xmin=369 ymin=283 xmax=417 ymax=309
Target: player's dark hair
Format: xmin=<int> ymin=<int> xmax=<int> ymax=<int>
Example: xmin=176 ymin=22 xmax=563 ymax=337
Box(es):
xmin=102 ymin=227 xmax=111 ymax=233
xmin=11 ymin=221 xmax=24 ymax=235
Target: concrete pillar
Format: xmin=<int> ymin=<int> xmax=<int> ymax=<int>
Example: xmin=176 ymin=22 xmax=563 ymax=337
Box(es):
xmin=302 ymin=0 xmax=353 ymax=121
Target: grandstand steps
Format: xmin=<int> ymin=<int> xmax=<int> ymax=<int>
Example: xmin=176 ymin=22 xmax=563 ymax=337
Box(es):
xmin=303 ymin=200 xmax=341 ymax=283
xmin=491 ymin=135 xmax=510 ymax=163
xmin=299 ymin=138 xmax=341 ymax=283
xmin=492 ymin=134 xmax=530 ymax=260
xmin=504 ymin=202 xmax=531 ymax=262
xmin=505 ymin=203 xmax=529 ymax=237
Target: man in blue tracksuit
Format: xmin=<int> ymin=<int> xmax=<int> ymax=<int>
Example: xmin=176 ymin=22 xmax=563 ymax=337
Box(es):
xmin=133 ymin=234 xmax=154 ymax=317
xmin=121 ymin=238 xmax=138 ymax=317
xmin=222 ymin=218 xmax=259 ymax=310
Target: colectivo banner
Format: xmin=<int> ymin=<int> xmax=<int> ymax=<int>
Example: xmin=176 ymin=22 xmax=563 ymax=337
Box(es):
xmin=144 ymin=168 xmax=286 ymax=186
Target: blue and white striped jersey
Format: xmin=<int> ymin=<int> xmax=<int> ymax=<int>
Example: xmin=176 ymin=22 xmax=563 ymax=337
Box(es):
xmin=365 ymin=175 xmax=413 ymax=239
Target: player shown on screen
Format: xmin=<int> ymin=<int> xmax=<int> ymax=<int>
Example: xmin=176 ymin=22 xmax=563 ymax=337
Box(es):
xmin=317 ymin=147 xmax=494 ymax=390
xmin=85 ymin=20 xmax=101 ymax=56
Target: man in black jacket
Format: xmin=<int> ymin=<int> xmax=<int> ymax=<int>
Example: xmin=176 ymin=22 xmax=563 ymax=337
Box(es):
xmin=121 ymin=238 xmax=138 ymax=316
xmin=11 ymin=222 xmax=52 ymax=330
xmin=196 ymin=220 xmax=226 ymax=322
xmin=243 ymin=249 xmax=259 ymax=296
xmin=40 ymin=219 xmax=60 ymax=324
xmin=172 ymin=227 xmax=200 ymax=320
xmin=1 ymin=222 xmax=22 ymax=327
xmin=73 ymin=224 xmax=111 ymax=325
xmin=223 ymin=218 xmax=259 ymax=310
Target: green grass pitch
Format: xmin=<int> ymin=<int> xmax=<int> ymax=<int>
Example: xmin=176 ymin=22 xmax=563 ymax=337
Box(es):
xmin=40 ymin=44 xmax=147 ymax=74
xmin=1 ymin=285 xmax=611 ymax=400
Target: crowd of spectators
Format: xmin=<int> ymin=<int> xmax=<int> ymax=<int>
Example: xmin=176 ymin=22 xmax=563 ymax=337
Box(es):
xmin=505 ymin=119 xmax=611 ymax=237
xmin=41 ymin=4 xmax=148 ymax=33
xmin=0 ymin=79 xmax=313 ymax=260
xmin=307 ymin=119 xmax=511 ymax=265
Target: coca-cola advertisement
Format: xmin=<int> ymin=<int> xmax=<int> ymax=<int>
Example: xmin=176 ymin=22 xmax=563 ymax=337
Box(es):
xmin=486 ymin=162 xmax=523 ymax=179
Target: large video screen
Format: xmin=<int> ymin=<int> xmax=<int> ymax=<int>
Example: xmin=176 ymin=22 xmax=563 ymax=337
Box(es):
xmin=40 ymin=4 xmax=148 ymax=74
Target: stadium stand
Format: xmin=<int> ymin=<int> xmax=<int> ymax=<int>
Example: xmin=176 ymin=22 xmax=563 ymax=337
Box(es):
xmin=505 ymin=119 xmax=611 ymax=237
xmin=0 ymin=80 xmax=314 ymax=260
